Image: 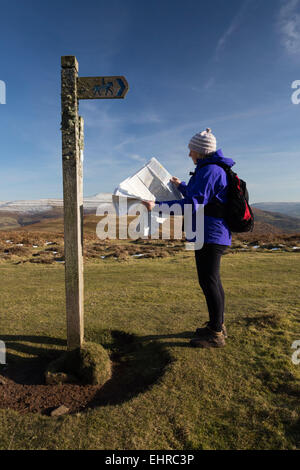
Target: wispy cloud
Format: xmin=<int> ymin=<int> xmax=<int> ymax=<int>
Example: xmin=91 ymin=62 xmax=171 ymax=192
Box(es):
xmin=203 ymin=77 xmax=216 ymax=90
xmin=277 ymin=0 xmax=300 ymax=55
xmin=214 ymin=0 xmax=251 ymax=60
xmin=128 ymin=154 xmax=146 ymax=163
xmin=80 ymin=102 xmax=163 ymax=129
xmin=192 ymin=77 xmax=216 ymax=93
xmin=114 ymin=100 xmax=290 ymax=155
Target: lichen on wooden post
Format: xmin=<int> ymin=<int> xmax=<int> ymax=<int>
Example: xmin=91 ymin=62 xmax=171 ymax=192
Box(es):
xmin=60 ymin=57 xmax=128 ymax=352
xmin=61 ymin=56 xmax=84 ymax=350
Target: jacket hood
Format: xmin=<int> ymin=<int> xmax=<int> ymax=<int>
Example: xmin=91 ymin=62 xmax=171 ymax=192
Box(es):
xmin=197 ymin=148 xmax=235 ymax=169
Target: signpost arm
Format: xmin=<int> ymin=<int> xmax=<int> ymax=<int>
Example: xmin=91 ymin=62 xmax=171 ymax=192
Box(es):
xmin=61 ymin=56 xmax=84 ymax=350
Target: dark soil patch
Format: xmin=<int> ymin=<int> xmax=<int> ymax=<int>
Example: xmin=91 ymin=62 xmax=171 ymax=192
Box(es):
xmin=0 ymin=331 xmax=171 ymax=416
xmin=0 ymin=372 xmax=102 ymax=415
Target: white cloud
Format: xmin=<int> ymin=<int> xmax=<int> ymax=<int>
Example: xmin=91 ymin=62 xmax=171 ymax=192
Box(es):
xmin=215 ymin=0 xmax=251 ymax=60
xmin=128 ymin=154 xmax=146 ymax=163
xmin=277 ymin=0 xmax=300 ymax=55
xmin=203 ymin=77 xmax=216 ymax=90
xmin=80 ymin=101 xmax=163 ymax=129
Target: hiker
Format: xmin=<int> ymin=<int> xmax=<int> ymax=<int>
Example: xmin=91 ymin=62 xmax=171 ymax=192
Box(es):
xmin=142 ymin=128 xmax=235 ymax=348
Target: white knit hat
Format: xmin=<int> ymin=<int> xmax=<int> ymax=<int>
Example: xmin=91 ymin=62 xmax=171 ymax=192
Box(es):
xmin=188 ymin=128 xmax=217 ymax=155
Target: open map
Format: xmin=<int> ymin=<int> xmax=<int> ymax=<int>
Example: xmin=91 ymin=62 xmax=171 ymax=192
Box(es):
xmin=113 ymin=157 xmax=183 ymax=215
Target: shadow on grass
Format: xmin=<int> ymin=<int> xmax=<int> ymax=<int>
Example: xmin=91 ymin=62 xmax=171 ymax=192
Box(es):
xmin=83 ymin=330 xmax=197 ymax=408
xmin=0 ymin=329 xmax=192 ymax=410
xmin=138 ymin=331 xmax=194 ymax=342
xmin=0 ymin=335 xmax=66 ymax=385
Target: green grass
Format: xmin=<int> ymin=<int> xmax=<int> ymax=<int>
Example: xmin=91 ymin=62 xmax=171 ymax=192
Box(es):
xmin=0 ymin=252 xmax=300 ymax=450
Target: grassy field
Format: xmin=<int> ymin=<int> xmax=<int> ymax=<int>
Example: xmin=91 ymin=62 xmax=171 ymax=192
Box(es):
xmin=0 ymin=251 xmax=300 ymax=450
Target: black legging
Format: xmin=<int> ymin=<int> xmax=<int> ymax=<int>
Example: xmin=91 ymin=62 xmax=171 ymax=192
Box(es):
xmin=194 ymin=243 xmax=227 ymax=332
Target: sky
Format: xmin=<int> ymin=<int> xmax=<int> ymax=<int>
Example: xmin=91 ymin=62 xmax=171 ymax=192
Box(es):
xmin=0 ymin=0 xmax=300 ymax=203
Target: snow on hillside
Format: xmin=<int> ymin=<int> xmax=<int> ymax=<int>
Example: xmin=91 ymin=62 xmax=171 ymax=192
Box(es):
xmin=0 ymin=193 xmax=114 ymax=213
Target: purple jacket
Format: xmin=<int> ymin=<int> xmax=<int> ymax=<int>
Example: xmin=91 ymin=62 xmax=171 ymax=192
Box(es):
xmin=156 ymin=149 xmax=235 ymax=245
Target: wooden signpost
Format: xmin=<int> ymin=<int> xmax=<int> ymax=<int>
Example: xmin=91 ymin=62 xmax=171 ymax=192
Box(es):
xmin=61 ymin=56 xmax=129 ymax=350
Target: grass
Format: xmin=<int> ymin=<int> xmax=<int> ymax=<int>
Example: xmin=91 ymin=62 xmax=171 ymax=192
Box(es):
xmin=0 ymin=251 xmax=300 ymax=450
xmin=45 ymin=341 xmax=112 ymax=385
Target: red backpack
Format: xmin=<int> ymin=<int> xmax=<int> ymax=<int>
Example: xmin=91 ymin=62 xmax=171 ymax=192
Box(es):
xmin=201 ymin=162 xmax=254 ymax=233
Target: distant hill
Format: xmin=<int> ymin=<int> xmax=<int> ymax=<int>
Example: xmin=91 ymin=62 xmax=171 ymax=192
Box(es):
xmin=1 ymin=194 xmax=300 ymax=235
xmin=252 ymin=207 xmax=300 ymax=233
xmin=0 ymin=208 xmax=64 ymax=231
xmin=252 ymin=202 xmax=300 ymax=219
xmin=0 ymin=193 xmax=114 ymax=230
xmin=1 ymin=205 xmax=300 ymax=236
xmin=0 ymin=193 xmax=113 ymax=213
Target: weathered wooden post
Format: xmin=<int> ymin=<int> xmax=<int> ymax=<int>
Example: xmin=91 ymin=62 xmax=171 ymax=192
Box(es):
xmin=61 ymin=56 xmax=128 ymax=351
xmin=61 ymin=56 xmax=84 ymax=350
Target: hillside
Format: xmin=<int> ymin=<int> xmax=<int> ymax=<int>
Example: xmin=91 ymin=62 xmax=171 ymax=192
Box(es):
xmin=252 ymin=207 xmax=300 ymax=233
xmin=253 ymin=202 xmax=300 ymax=219
xmin=0 ymin=208 xmax=100 ymax=232
xmin=0 ymin=193 xmax=112 ymax=213
xmin=1 ymin=206 xmax=300 ymax=236
xmin=0 ymin=208 xmax=64 ymax=231
xmin=0 ymin=193 xmax=113 ymax=230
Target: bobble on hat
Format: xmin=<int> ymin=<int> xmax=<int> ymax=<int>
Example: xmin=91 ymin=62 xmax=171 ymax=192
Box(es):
xmin=188 ymin=128 xmax=217 ymax=155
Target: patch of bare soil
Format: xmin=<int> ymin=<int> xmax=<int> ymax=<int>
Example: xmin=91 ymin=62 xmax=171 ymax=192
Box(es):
xmin=0 ymin=332 xmax=171 ymax=416
xmin=0 ymin=360 xmax=122 ymax=415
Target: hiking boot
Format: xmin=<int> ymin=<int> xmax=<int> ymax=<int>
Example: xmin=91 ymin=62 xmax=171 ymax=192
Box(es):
xmin=195 ymin=322 xmax=228 ymax=339
xmin=190 ymin=330 xmax=226 ymax=348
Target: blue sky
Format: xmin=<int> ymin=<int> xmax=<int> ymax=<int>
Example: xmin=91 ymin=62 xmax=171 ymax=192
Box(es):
xmin=0 ymin=0 xmax=300 ymax=203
